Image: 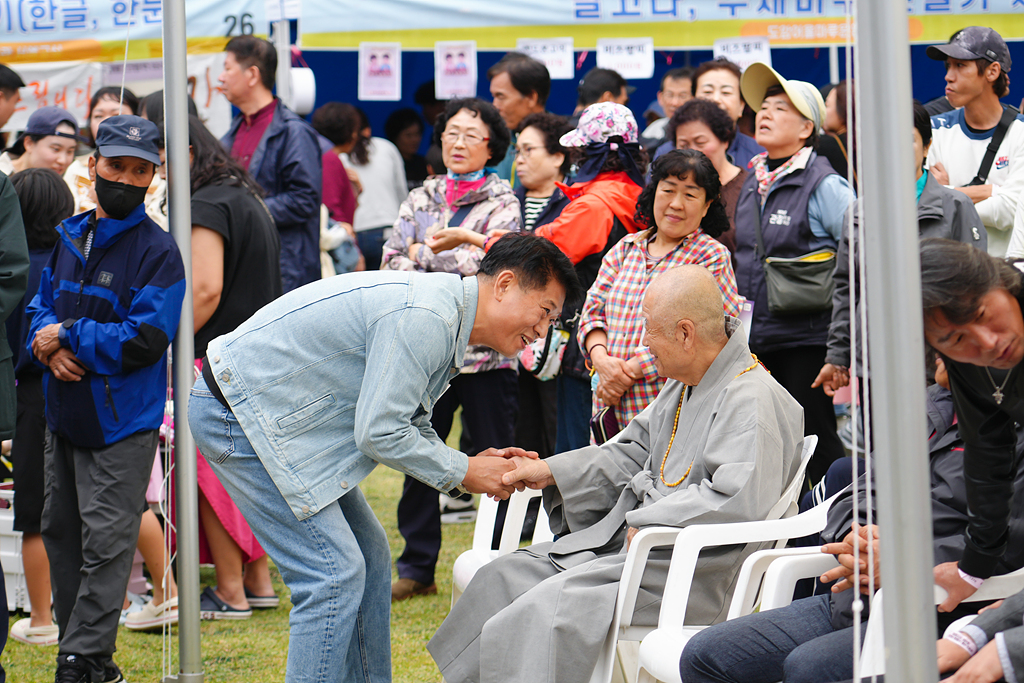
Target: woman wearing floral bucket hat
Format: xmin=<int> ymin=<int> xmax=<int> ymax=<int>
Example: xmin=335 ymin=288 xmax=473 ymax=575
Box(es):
xmin=429 ymin=102 xmax=649 ymax=453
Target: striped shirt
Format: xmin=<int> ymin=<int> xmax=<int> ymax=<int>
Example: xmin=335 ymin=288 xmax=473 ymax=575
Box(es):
xmin=578 ymin=227 xmax=742 ymax=430
xmin=523 ymin=195 xmax=550 ymax=230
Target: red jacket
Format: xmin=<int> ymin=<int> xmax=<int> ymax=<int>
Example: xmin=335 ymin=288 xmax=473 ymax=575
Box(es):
xmin=535 ymin=171 xmax=643 ymax=265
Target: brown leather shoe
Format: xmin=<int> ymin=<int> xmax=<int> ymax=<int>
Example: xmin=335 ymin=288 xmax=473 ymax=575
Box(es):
xmin=391 ymin=578 xmax=438 ymax=602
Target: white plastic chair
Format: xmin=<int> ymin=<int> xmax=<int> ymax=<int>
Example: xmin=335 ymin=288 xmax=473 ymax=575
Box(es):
xmin=450 ymin=487 xmax=553 ymax=606
xmin=589 ymin=435 xmax=819 ymax=683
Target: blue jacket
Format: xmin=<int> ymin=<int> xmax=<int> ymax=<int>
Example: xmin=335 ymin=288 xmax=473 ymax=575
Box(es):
xmin=222 ymin=99 xmax=322 ymax=293
xmin=26 ymin=204 xmax=185 ymax=448
xmin=203 ymin=271 xmax=476 ymax=520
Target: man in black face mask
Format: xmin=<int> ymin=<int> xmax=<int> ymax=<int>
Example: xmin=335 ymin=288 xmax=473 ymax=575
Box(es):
xmin=25 ymin=115 xmax=186 ymax=683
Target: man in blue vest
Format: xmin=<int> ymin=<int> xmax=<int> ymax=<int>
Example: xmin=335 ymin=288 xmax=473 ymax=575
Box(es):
xmin=27 ymin=116 xmax=185 ymax=683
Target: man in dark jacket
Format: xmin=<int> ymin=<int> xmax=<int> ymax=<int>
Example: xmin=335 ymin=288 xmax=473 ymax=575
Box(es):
xmin=26 ymin=116 xmax=185 ymax=683
xmin=680 ymin=381 xmax=1024 ymax=683
xmin=219 ymin=35 xmax=322 ymax=293
xmin=814 ymin=101 xmax=988 ymax=396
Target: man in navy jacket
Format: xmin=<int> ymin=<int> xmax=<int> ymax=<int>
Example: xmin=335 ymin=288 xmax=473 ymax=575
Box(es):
xmin=219 ymin=35 xmax=322 ymax=293
xmin=27 ymin=116 xmax=185 ymax=683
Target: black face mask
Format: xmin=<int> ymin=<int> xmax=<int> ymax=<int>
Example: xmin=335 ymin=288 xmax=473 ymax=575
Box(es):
xmin=94 ymin=170 xmax=148 ymax=220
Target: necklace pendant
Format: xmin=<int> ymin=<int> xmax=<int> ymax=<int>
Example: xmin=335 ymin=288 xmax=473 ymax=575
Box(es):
xmin=994 ymin=387 xmax=1005 ymax=405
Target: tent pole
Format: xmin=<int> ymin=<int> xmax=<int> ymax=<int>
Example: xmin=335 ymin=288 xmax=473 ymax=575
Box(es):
xmin=274 ymin=20 xmax=291 ymax=109
xmin=161 ymin=0 xmax=201 ymax=678
xmin=858 ymin=0 xmax=938 ymax=680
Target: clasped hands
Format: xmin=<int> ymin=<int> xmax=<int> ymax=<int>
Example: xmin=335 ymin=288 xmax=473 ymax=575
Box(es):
xmin=461 ymin=448 xmax=554 ymax=501
xmin=31 ymin=323 xmax=85 ymax=382
xmin=592 ymin=348 xmax=643 ymax=407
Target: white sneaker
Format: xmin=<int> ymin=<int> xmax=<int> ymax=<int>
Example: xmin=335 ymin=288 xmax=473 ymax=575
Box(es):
xmin=125 ymin=596 xmax=178 ymax=631
xmin=439 ymin=492 xmax=477 ymax=524
xmin=118 ymin=592 xmax=147 ymax=626
xmin=10 ymin=617 xmax=59 ymax=645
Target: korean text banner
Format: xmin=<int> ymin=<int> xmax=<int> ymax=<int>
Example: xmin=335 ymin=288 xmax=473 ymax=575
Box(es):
xmin=0 ymin=0 xmax=265 ymax=63
xmin=299 ymin=0 xmax=1024 ymax=49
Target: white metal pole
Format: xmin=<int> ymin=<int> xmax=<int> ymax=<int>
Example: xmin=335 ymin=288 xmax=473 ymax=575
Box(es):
xmin=829 ymin=44 xmax=840 ymax=84
xmin=274 ymin=19 xmax=291 ymax=109
xmin=858 ymin=0 xmax=939 ymax=680
xmin=161 ymin=0 xmax=201 ymax=678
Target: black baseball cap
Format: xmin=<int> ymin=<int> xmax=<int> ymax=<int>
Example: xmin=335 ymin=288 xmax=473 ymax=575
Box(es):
xmin=926 ymin=26 xmax=1011 ymax=73
xmin=95 ymin=115 xmax=161 ymax=165
xmin=24 ymin=106 xmax=79 ymax=139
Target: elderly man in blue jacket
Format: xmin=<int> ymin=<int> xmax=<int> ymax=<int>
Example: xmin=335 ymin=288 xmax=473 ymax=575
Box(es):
xmin=219 ymin=35 xmax=322 ymax=293
xmin=27 ymin=116 xmax=185 ymax=683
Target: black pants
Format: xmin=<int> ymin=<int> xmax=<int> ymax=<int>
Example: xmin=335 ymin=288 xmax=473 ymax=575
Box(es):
xmin=515 ymin=370 xmax=558 ymax=459
xmin=754 ymin=346 xmax=845 ymax=487
xmin=12 ymin=373 xmax=46 ymax=533
xmin=41 ymin=429 xmax=158 ymax=681
xmin=396 ymin=369 xmax=518 ymax=585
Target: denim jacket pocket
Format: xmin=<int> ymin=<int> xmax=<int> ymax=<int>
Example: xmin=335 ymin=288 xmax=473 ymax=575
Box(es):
xmin=275 ymin=393 xmax=339 ymax=437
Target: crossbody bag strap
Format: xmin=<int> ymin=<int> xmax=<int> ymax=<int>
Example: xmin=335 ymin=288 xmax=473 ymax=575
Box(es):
xmin=970 ymin=106 xmax=1016 ymax=185
xmin=447 ymin=203 xmax=475 ymax=228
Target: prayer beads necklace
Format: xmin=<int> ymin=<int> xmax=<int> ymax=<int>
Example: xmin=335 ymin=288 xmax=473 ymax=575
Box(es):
xmin=659 ymin=355 xmax=763 ymax=487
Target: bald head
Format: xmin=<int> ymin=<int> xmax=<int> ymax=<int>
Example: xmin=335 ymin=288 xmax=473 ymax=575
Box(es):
xmin=646 ymin=266 xmax=727 ymax=345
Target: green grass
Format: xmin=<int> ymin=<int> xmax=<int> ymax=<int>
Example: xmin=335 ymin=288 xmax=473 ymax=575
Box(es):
xmin=5 ymin=418 xmax=474 ymax=682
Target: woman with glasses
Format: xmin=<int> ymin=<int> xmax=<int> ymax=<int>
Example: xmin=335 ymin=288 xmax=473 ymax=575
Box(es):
xmin=381 ymin=97 xmax=522 ymax=602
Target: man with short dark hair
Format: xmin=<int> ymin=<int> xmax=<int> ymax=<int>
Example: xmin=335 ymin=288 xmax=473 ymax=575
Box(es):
xmin=189 ymin=233 xmax=582 ymax=683
xmin=219 ymin=35 xmax=322 ymax=292
xmin=576 ymin=67 xmax=631 ymax=112
xmin=925 ymin=26 xmax=1024 ymax=258
xmin=27 ymin=115 xmax=185 ymax=683
xmin=487 ymin=52 xmax=550 ymax=183
xmin=0 ymin=63 xmax=24 ymax=133
xmin=641 ymin=67 xmax=694 ymax=149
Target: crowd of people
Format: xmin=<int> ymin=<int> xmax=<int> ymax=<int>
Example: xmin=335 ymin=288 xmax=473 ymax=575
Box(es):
xmin=0 ymin=21 xmax=1022 ymax=683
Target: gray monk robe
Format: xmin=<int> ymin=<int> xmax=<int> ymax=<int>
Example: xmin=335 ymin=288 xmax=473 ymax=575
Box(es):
xmin=428 ymin=318 xmax=805 ymax=683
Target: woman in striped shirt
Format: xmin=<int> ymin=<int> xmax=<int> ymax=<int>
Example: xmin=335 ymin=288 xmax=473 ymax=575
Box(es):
xmin=579 ymin=149 xmax=742 ymax=431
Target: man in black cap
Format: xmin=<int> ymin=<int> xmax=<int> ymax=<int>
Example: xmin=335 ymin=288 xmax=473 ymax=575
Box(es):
xmin=26 ymin=115 xmax=185 ymax=683
xmin=925 ymin=26 xmax=1024 ymax=258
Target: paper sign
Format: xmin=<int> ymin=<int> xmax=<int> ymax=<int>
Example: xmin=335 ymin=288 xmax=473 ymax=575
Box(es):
xmin=595 ymin=38 xmax=654 ymax=80
xmin=713 ymin=37 xmax=772 ymax=71
xmin=435 ymin=40 xmax=477 ymax=99
xmin=516 ymin=37 xmax=575 ymax=80
xmin=358 ymin=42 xmax=401 ymax=101
xmin=266 ymin=0 xmax=301 ymax=22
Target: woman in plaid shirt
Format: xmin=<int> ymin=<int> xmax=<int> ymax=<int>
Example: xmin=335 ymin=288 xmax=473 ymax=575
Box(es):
xmin=579 ymin=150 xmax=742 ymax=431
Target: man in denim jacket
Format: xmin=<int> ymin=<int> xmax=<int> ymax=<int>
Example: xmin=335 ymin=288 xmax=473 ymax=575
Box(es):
xmin=188 ymin=233 xmax=581 ymax=683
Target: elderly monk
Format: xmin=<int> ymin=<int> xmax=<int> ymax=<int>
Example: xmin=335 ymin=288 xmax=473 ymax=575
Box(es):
xmin=428 ymin=265 xmax=805 ymax=683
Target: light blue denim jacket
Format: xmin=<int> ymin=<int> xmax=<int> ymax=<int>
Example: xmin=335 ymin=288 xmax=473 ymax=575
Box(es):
xmin=203 ymin=270 xmax=476 ymax=520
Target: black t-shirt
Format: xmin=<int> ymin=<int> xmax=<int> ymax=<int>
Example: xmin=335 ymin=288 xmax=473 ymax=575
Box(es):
xmin=192 ymin=179 xmax=283 ymax=357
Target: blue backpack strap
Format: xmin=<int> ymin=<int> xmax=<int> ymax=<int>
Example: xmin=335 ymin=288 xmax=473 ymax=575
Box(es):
xmin=448 ymin=204 xmax=475 ymax=228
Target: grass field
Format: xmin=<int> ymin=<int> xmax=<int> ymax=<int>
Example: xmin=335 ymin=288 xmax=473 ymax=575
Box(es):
xmin=4 ymin=424 xmax=474 ymax=682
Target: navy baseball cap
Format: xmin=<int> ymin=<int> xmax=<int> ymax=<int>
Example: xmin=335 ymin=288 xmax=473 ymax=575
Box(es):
xmin=24 ymin=106 xmax=79 ymax=139
xmin=927 ymin=26 xmax=1012 ymax=73
xmin=95 ymin=115 xmax=161 ymax=166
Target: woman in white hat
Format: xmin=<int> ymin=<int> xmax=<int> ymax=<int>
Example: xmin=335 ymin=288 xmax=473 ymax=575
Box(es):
xmin=732 ymin=62 xmax=853 ymax=487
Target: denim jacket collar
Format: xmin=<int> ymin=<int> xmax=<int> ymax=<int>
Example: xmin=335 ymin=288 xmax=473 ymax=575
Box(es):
xmin=454 ymin=276 xmax=479 ymax=370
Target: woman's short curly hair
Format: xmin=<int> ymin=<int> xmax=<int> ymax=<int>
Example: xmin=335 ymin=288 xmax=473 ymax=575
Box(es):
xmin=518 ymin=112 xmax=573 ymax=176
xmin=433 ymin=98 xmax=511 ymax=167
xmin=634 ymin=149 xmax=729 ymax=239
xmin=665 ymin=98 xmax=737 ymax=148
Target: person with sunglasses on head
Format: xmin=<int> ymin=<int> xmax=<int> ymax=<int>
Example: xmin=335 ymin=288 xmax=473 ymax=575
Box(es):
xmin=381 ymin=97 xmax=523 ymax=602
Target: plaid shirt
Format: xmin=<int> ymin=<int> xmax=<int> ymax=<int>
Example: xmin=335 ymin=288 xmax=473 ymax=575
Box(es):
xmin=578 ymin=227 xmax=742 ymax=428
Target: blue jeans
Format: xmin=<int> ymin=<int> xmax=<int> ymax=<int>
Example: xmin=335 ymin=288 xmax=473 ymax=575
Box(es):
xmin=188 ymin=382 xmax=392 ymax=683
xmin=679 ymin=594 xmax=866 ymax=683
xmin=356 ymin=227 xmax=390 ymax=271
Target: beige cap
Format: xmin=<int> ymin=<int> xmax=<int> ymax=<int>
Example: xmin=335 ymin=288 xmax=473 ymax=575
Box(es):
xmin=740 ymin=62 xmax=826 ymax=133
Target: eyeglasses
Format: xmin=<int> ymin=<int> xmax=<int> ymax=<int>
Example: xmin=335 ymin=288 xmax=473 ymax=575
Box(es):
xmin=515 ymin=144 xmax=543 ymax=158
xmin=441 ymin=130 xmax=490 ymax=146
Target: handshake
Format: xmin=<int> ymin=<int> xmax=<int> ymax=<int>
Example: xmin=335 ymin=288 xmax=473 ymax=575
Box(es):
xmin=460 ymin=448 xmax=557 ymax=500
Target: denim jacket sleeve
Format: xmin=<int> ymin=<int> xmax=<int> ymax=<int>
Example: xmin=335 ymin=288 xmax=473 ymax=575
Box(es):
xmin=354 ymin=305 xmax=469 ymax=491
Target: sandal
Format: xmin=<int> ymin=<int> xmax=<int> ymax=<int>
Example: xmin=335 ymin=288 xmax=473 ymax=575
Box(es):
xmin=199 ymin=586 xmax=252 ymax=620
xmin=244 ymin=587 xmax=280 ymax=609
